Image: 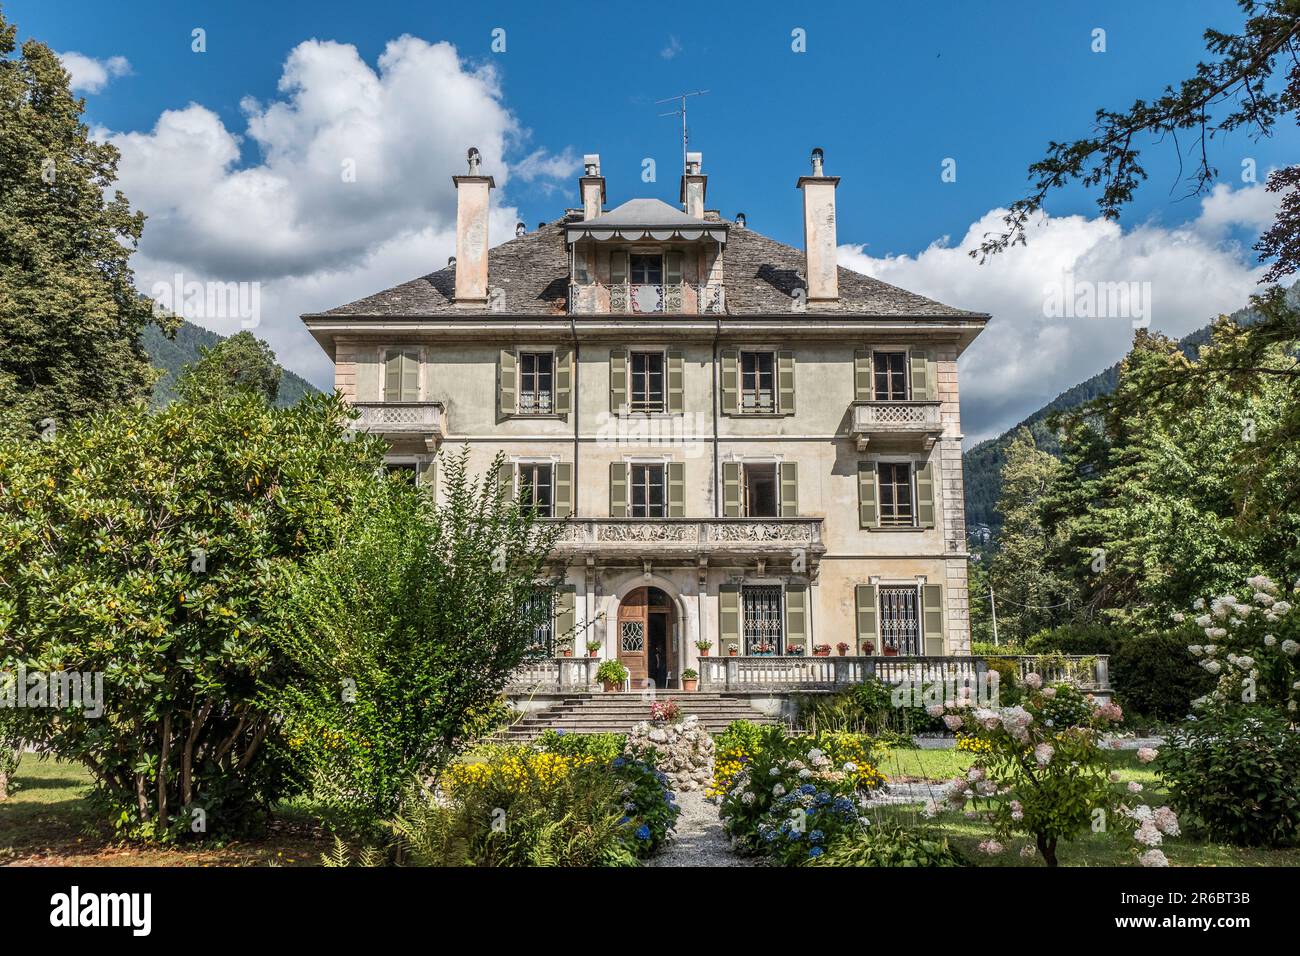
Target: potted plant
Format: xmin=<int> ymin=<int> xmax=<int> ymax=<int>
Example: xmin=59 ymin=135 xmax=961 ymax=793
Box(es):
xmin=837 ymin=642 xmax=850 ymax=657
xmin=785 ymin=643 xmax=805 ymax=656
xmin=650 ymin=699 xmax=681 ymax=721
xmin=861 ymin=640 xmax=875 ymax=655
xmin=596 ymin=659 xmax=628 ymax=692
xmin=727 ymin=643 xmax=739 ymax=656
xmin=681 ymin=669 xmax=699 ymax=692
xmin=694 ymin=639 xmax=713 ymax=657
xmin=812 ymin=643 xmax=832 ymax=657
xmin=585 ymin=639 xmax=602 ymax=657
xmin=883 ymin=642 xmax=900 ymax=657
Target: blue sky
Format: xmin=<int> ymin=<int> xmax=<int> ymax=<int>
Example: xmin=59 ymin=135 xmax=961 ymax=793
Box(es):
xmin=10 ymin=0 xmax=1295 ymax=440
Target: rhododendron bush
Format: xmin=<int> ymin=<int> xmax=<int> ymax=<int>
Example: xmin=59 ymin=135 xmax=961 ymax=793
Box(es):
xmin=928 ymin=680 xmax=1175 ymax=867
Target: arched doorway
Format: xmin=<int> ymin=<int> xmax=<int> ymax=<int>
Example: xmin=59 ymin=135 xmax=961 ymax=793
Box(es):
xmin=617 ymin=587 xmax=676 ymax=690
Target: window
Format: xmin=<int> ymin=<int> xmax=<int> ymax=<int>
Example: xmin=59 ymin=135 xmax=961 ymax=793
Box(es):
xmin=629 ymin=254 xmax=663 ymax=285
xmin=630 ymin=463 xmax=666 ymax=518
xmin=879 ymin=586 xmax=921 ymax=655
xmin=518 ymin=463 xmax=554 ymax=518
xmin=740 ymin=351 xmax=776 ymax=412
xmin=743 ymin=463 xmax=778 ymax=518
xmin=524 ymin=590 xmax=555 ymax=656
xmin=878 ymin=462 xmax=914 ymax=527
xmin=630 ymin=351 xmax=665 ymax=412
xmin=742 ymin=585 xmax=784 ymax=655
xmin=518 ymin=351 xmax=553 ymax=414
xmin=873 ymin=351 xmax=908 ymax=401
xmin=383 ymin=348 xmax=420 ymax=402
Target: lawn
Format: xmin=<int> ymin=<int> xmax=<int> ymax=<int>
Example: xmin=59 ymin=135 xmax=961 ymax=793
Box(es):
xmin=876 ymin=746 xmax=1300 ymax=867
xmin=0 ymin=757 xmax=335 ymax=866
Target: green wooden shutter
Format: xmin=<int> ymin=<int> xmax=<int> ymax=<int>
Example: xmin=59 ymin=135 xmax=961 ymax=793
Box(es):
xmin=419 ymin=457 xmax=437 ymax=497
xmin=719 ymin=584 xmax=740 ymax=654
xmin=384 ymin=350 xmax=401 ymax=402
xmin=855 ymin=585 xmax=878 ymax=650
xmin=609 ymin=349 xmax=627 ymax=414
xmin=779 ymin=461 xmax=798 ymax=517
xmin=554 ymin=462 xmax=573 ymax=517
xmin=667 ymin=349 xmax=684 ymax=413
xmin=720 ymin=349 xmax=738 ymax=416
xmin=785 ymin=584 xmax=807 ymax=653
xmin=498 ymin=461 xmax=515 ymax=500
xmin=667 ymin=461 xmax=685 ymax=518
xmin=555 ymin=586 xmax=577 ymax=649
xmin=916 ymin=460 xmax=935 ymax=528
xmin=910 ymin=349 xmax=934 ymax=401
xmin=499 ymin=349 xmax=517 ymax=418
xmin=854 ymin=350 xmax=872 ymax=402
xmin=858 ymin=461 xmax=878 ymax=529
xmin=922 ymin=584 xmax=944 ymax=655
xmin=609 ymin=461 xmax=628 ymax=517
xmin=664 ymin=250 xmax=684 ymax=284
xmin=401 ymin=349 xmax=419 ymax=401
xmin=722 ymin=462 xmax=741 ymax=518
xmin=555 ymin=349 xmax=572 ymax=414
xmin=610 ymin=250 xmax=628 ymax=285
xmin=778 ymin=350 xmax=795 ymax=414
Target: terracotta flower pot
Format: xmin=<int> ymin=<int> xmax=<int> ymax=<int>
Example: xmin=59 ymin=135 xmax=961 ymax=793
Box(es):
xmin=602 ymin=680 xmax=620 ymax=692
xmin=837 ymin=648 xmax=848 ymax=656
xmin=561 ymin=649 xmax=572 ymax=657
xmin=884 ymin=646 xmax=900 ymax=657
xmin=861 ymin=644 xmax=875 ymax=656
xmin=813 ymin=649 xmax=830 ymax=657
xmin=728 ymin=648 xmax=738 ymax=657
xmin=589 ymin=649 xmax=599 ymax=657
xmin=682 ymin=679 xmax=698 ymax=692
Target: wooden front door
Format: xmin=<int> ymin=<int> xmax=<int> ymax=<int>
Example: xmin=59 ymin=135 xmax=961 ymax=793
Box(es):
xmin=618 ymin=589 xmax=649 ymax=686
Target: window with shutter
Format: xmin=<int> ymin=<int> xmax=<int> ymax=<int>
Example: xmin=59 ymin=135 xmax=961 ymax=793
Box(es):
xmin=629 ymin=351 xmax=665 ymax=412
xmin=873 ymin=351 xmax=908 ymax=401
xmin=518 ymin=351 xmax=554 ymax=414
xmin=629 ymin=463 xmax=666 ymax=518
xmin=878 ymin=462 xmax=915 ymax=527
xmin=517 ymin=463 xmax=553 ymax=518
xmin=739 ymin=351 xmax=776 ymax=412
xmin=383 ymin=349 xmax=420 ymax=402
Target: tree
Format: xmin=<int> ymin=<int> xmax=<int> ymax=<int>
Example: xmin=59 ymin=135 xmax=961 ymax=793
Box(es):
xmin=0 ymin=9 xmax=174 ymax=434
xmin=177 ymin=331 xmax=283 ymax=404
xmin=268 ymin=447 xmax=563 ymax=822
xmin=987 ymin=428 xmax=1075 ymax=643
xmin=0 ymin=390 xmax=385 ymax=839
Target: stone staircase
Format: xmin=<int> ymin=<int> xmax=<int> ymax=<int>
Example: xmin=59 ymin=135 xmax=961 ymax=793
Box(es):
xmin=498 ymin=692 xmax=781 ymax=741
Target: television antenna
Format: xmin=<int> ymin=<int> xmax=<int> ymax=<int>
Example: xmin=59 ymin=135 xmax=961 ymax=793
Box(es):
xmin=657 ymin=89 xmax=709 ymax=173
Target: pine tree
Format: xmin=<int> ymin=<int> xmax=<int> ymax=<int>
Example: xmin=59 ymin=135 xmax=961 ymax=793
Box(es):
xmin=0 ymin=10 xmax=173 ymax=434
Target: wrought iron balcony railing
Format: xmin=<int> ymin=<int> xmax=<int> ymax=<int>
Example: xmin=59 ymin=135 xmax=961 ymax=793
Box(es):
xmin=568 ymin=281 xmax=726 ymax=315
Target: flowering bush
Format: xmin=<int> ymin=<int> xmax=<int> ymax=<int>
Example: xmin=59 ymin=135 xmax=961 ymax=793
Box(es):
xmin=929 ymin=681 xmax=1173 ymax=866
xmin=610 ymin=756 xmax=680 ymax=857
xmin=1178 ymin=574 xmax=1300 ymax=718
xmin=1157 ymin=709 xmax=1300 ymax=847
xmin=715 ymin=724 xmax=883 ymax=858
xmin=535 ymin=729 xmax=625 ymax=762
xmin=649 ymin=699 xmax=681 ymax=722
xmin=759 ymin=787 xmax=863 ymax=865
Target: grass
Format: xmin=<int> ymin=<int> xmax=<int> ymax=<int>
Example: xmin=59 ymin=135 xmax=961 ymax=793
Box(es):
xmin=0 ymin=756 xmax=334 ymax=866
xmin=874 ymin=746 xmax=1300 ymax=867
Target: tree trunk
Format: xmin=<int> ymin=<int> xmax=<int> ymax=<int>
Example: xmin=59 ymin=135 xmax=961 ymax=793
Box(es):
xmin=1036 ymin=833 xmax=1058 ymax=867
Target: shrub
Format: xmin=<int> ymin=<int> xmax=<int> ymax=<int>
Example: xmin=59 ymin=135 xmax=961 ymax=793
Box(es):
xmin=596 ymin=660 xmax=628 ymax=686
xmin=609 ymin=755 xmax=680 ymax=856
xmin=760 ymin=786 xmax=863 ymax=865
xmin=794 ymin=678 xmax=946 ymax=737
xmin=1158 ymin=709 xmax=1300 ymax=847
xmin=971 ymin=641 xmax=1026 ymax=656
xmin=536 ymin=730 xmax=625 ymax=762
xmin=1110 ymin=631 xmax=1214 ymax=721
xmin=808 ymin=821 xmax=967 ymax=867
xmin=1024 ymin=623 xmax=1129 ymax=656
xmin=981 ymin=658 xmax=1023 ymax=706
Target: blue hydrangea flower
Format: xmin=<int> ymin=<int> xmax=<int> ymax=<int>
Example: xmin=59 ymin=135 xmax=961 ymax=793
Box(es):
xmin=808 ymin=846 xmax=824 ymax=858
xmin=611 ymin=757 xmax=626 ymax=768
xmin=636 ymin=825 xmax=651 ymax=841
xmin=809 ymin=829 xmax=825 ymax=843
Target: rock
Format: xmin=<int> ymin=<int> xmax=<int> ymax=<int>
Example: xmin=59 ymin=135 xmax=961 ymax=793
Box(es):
xmin=626 ymin=714 xmax=716 ymax=791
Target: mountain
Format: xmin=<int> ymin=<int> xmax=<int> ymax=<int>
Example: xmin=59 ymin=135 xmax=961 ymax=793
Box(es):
xmin=141 ymin=321 xmax=320 ymax=408
xmin=962 ymin=319 xmax=1232 ymax=535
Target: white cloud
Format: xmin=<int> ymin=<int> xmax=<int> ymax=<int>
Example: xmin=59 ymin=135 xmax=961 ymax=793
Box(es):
xmin=103 ymin=35 xmax=574 ymax=387
xmin=839 ymin=183 xmax=1282 ymax=445
xmin=660 ymin=36 xmax=683 ymax=60
xmin=57 ymin=51 xmax=130 ymax=93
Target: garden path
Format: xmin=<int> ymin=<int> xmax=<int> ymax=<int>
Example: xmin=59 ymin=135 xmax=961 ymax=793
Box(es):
xmin=647 ymin=790 xmax=754 ymax=867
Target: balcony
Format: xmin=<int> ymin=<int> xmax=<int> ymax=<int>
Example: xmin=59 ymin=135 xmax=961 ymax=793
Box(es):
xmin=850 ymin=400 xmax=942 ymax=450
xmin=550 ymin=517 xmax=824 ymax=567
xmin=351 ymin=401 xmax=445 ymax=451
xmin=568 ymin=281 xmax=725 ymax=315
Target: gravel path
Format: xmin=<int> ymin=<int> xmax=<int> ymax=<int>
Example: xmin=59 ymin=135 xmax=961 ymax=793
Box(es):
xmin=647 ymin=790 xmax=755 ymax=867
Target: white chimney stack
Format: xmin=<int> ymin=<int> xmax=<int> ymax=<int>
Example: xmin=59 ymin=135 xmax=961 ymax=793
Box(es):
xmin=796 ymin=147 xmax=840 ymax=308
xmin=680 ymin=151 xmax=706 ymax=219
xmin=452 ymin=146 xmax=495 ymax=307
xmin=580 ymin=153 xmax=605 ymax=220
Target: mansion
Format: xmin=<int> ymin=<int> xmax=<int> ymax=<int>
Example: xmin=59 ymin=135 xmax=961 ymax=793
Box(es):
xmin=302 ymin=147 xmax=987 ymax=691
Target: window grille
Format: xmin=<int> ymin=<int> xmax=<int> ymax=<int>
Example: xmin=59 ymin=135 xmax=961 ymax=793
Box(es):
xmin=742 ymin=585 xmax=784 ymax=654
xmin=879 ymin=586 xmax=921 ymax=655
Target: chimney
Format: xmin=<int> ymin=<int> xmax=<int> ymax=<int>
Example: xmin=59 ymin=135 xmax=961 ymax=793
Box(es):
xmin=452 ymin=146 xmax=495 ymax=307
xmin=515 ymin=221 xmax=526 ymax=238
xmin=796 ymin=147 xmax=840 ymax=308
xmin=680 ymin=151 xmax=706 ymax=219
xmin=735 ymin=212 xmax=746 ymax=228
xmin=579 ymin=153 xmax=605 ymax=220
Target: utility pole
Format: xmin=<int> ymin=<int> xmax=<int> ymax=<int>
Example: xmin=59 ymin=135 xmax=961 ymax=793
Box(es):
xmin=989 ymin=585 xmax=999 ymax=646
xmin=656 ymin=90 xmax=708 ymax=172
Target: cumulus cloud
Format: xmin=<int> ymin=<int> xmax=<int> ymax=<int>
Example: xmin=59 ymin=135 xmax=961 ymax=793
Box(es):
xmin=839 ymin=183 xmax=1282 ymax=444
xmin=103 ymin=35 xmax=572 ymax=386
xmin=57 ymin=51 xmax=131 ymax=93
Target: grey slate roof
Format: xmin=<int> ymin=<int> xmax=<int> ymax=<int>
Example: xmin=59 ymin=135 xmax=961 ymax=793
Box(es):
xmin=580 ymin=197 xmax=713 ymax=227
xmin=305 ymin=210 xmax=983 ymax=320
